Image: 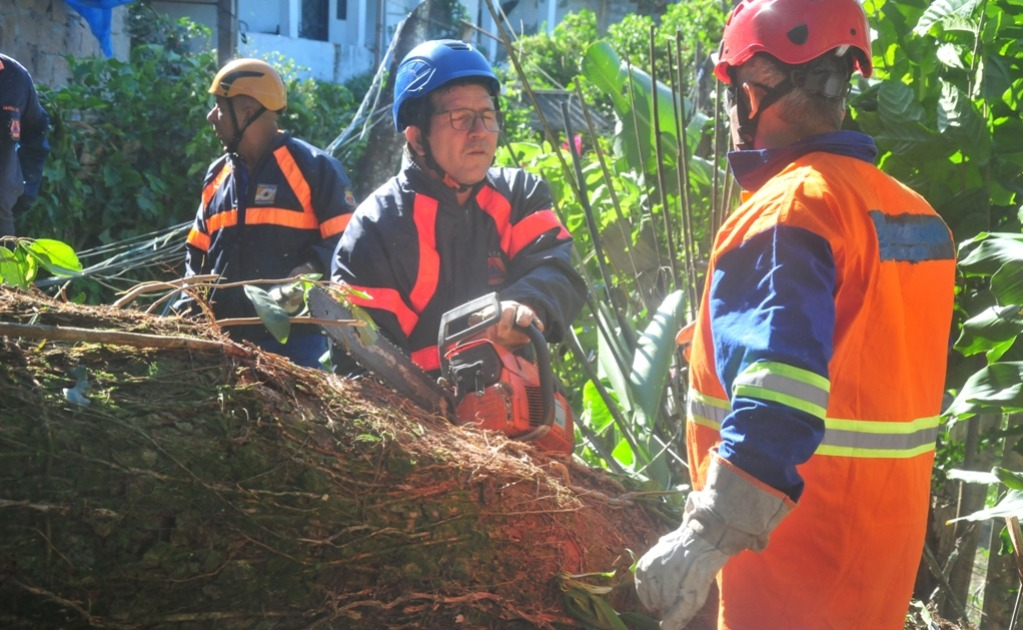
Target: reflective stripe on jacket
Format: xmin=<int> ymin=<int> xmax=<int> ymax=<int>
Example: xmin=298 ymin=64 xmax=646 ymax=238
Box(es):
xmin=687 ymin=142 xmax=955 ymax=628
xmin=332 ymin=160 xmax=586 ymax=373
xmin=183 ymin=132 xmax=355 ymax=337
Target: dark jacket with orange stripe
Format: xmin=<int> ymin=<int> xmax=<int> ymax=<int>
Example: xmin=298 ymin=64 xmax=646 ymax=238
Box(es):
xmin=183 ymin=132 xmax=355 ymax=339
xmin=331 ymin=160 xmax=586 ymax=373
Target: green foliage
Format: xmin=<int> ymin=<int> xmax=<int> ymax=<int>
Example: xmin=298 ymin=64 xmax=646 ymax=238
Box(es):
xmin=21 ymin=14 xmax=363 ymax=304
xmin=127 ymin=0 xmax=211 ymax=54
xmin=27 ymin=46 xmax=220 ymax=251
xmin=853 ymin=0 xmax=1023 ymax=240
xmin=500 ymin=3 xmax=726 ymax=141
xmin=607 ymin=0 xmax=726 ymax=76
xmin=508 ymin=11 xmax=600 ymax=92
xmin=0 ymin=238 xmax=82 ymax=289
xmin=495 ymin=4 xmax=730 ymax=488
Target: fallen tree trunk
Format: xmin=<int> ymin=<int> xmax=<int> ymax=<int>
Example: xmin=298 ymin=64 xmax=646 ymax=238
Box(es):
xmin=0 ymin=288 xmax=664 ymax=629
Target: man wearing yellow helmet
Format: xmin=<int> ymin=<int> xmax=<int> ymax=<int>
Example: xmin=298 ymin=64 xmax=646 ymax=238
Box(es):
xmin=179 ymin=58 xmax=357 ymax=368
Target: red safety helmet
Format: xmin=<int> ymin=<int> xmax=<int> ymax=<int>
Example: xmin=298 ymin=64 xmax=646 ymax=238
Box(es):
xmin=714 ymin=0 xmax=873 ymax=84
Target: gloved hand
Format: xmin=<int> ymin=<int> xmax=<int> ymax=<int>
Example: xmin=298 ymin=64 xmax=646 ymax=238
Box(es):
xmin=635 ymin=522 xmax=728 ymax=629
xmin=268 ymin=282 xmax=304 ymax=315
xmin=268 ymin=264 xmax=318 ymax=315
xmin=635 ymin=456 xmax=793 ymax=629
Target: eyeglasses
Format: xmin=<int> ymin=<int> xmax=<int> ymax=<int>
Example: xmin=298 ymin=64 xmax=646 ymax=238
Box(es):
xmin=434 ymin=108 xmax=502 ymax=132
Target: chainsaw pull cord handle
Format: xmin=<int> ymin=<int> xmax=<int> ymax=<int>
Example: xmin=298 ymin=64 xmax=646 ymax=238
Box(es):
xmin=514 ymin=322 xmax=555 ymax=443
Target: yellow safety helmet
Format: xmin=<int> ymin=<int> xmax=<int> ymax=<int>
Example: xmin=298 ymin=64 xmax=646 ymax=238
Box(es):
xmin=208 ymin=58 xmax=287 ymax=112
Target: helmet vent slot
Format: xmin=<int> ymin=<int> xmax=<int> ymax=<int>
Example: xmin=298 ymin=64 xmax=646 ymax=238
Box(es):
xmin=787 ymin=25 xmax=809 ymax=45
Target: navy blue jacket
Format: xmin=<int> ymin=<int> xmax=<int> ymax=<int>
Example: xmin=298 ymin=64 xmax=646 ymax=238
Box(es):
xmin=332 ymin=158 xmax=586 ymax=372
xmin=183 ymin=132 xmax=356 ymax=340
xmin=0 ymin=54 xmax=50 ymax=236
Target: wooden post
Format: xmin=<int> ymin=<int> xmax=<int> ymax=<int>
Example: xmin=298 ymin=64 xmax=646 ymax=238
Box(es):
xmin=217 ymin=0 xmax=237 ymax=65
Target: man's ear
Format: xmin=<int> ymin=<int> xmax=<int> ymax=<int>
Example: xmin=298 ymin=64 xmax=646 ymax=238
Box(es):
xmin=742 ymin=81 xmax=764 ymax=118
xmin=405 ymin=126 xmax=426 ymax=156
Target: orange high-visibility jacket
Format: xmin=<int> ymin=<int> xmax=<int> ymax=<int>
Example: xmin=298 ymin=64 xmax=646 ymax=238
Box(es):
xmin=687 ymin=141 xmax=956 ymax=628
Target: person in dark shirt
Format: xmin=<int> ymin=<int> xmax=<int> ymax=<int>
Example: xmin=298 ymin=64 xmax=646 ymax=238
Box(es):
xmin=179 ymin=58 xmax=356 ymax=368
xmin=331 ymin=40 xmax=586 ymax=375
xmin=0 ymin=53 xmax=50 ymax=238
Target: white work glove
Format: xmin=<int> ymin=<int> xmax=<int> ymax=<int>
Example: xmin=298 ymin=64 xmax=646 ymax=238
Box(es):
xmin=267 ymin=282 xmax=304 ymax=315
xmin=268 ymin=264 xmax=317 ymax=315
xmin=635 ymin=456 xmax=794 ymax=629
xmin=635 ymin=521 xmax=727 ymax=629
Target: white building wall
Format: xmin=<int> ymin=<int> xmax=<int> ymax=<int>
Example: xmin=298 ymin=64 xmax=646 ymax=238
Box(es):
xmin=239 ymin=33 xmax=374 ymax=84
xmin=161 ymin=0 xmax=649 ymax=85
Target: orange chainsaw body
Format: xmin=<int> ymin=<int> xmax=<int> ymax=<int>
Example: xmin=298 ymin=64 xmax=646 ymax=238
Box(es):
xmin=443 ymin=337 xmax=574 ymax=454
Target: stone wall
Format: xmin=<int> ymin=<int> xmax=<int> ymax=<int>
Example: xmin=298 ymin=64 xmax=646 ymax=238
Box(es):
xmin=0 ymin=0 xmax=130 ymax=89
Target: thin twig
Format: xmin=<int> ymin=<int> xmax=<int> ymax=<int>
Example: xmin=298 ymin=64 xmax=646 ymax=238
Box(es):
xmin=923 ymin=541 xmax=971 ymax=627
xmin=0 ymin=321 xmax=251 ymax=357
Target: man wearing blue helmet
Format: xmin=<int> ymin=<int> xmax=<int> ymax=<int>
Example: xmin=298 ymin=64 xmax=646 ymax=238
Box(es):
xmin=331 ymin=39 xmax=586 ymax=374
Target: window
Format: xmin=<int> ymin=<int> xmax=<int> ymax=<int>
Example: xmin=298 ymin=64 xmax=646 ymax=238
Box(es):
xmin=337 ymin=0 xmax=347 ymax=20
xmin=300 ymin=0 xmax=328 ymax=41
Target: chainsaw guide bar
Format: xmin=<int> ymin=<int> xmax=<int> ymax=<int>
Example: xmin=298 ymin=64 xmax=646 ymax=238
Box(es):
xmin=307 ymin=287 xmax=454 ymax=420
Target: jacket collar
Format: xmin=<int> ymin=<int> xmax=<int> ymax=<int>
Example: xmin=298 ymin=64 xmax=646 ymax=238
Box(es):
xmin=400 ymin=155 xmax=489 ymax=208
xmin=727 ymin=131 xmax=878 ymax=192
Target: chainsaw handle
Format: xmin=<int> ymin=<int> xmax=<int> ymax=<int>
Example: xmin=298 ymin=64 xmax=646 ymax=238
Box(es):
xmin=437 ymin=292 xmax=502 ymax=361
xmin=517 ymin=322 xmax=556 ymax=440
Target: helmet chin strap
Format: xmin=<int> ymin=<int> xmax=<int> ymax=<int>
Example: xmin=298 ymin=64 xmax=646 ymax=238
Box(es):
xmin=732 ymin=79 xmax=795 ymax=151
xmin=419 ymin=136 xmax=478 ymax=194
xmin=225 ymin=99 xmax=267 ymax=156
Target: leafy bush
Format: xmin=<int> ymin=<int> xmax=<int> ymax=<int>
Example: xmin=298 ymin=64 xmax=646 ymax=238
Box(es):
xmin=21 ymin=14 xmax=362 ymax=287
xmin=24 ymin=45 xmax=219 ymax=250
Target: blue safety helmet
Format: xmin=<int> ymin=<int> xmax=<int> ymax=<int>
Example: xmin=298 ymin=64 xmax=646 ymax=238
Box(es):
xmin=392 ymin=39 xmax=500 ymax=132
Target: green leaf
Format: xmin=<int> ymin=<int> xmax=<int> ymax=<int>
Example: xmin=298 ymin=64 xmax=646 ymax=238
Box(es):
xmin=954 ymin=305 xmax=1023 ymax=356
xmin=913 ymin=0 xmax=983 ymax=36
xmin=878 ymin=81 xmax=926 ymax=125
xmin=958 ymin=233 xmax=1023 ymax=277
xmin=0 ymin=247 xmax=28 ymax=289
xmin=582 ymin=42 xmax=630 ymax=113
xmin=25 ymin=239 xmax=83 ymax=278
xmin=947 ymin=488 xmax=1023 ymax=524
xmin=994 ymin=467 xmax=1023 ymax=492
xmin=937 ymin=81 xmax=990 ymax=164
xmin=596 ymin=308 xmax=635 ymax=415
xmin=991 ymin=264 xmax=1023 ymax=305
xmin=244 ymin=285 xmax=291 ymax=343
xmin=945 ymin=362 xmax=1023 ymax=420
xmin=559 ymin=572 xmax=631 ymax=630
xmin=582 ymin=380 xmax=616 ymax=434
xmin=629 ymin=290 xmax=685 ymax=422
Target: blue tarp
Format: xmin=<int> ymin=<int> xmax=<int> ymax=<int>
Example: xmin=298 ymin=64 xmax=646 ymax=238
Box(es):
xmin=65 ymin=0 xmax=135 ymax=58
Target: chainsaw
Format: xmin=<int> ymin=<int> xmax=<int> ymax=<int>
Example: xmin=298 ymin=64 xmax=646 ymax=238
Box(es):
xmin=308 ymin=287 xmax=574 ymax=454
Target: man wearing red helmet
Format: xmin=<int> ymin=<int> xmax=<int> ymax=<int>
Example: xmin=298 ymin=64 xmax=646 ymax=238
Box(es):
xmin=635 ymin=0 xmax=956 ymax=628
xmin=331 ymin=40 xmax=585 ymax=374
